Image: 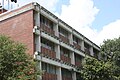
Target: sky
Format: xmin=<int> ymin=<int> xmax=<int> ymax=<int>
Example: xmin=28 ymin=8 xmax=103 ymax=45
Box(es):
xmin=0 ymin=0 xmax=120 ymax=46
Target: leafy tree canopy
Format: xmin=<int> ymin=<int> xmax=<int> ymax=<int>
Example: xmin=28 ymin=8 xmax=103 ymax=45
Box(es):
xmin=81 ymin=57 xmax=115 ymax=80
xmin=100 ymin=37 xmax=120 ymax=65
xmin=100 ymin=37 xmax=120 ymax=79
xmin=0 ymin=35 xmax=40 ymax=80
xmin=81 ymin=37 xmax=120 ymax=80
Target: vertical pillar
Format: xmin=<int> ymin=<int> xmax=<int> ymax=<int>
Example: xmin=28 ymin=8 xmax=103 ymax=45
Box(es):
xmin=55 ymin=44 xmax=60 ymax=59
xmin=34 ymin=8 xmax=41 ymax=52
xmin=34 ymin=5 xmax=42 ymax=80
xmin=81 ymin=40 xmax=84 ymax=51
xmin=57 ymin=67 xmax=62 ymax=80
xmin=90 ymin=46 xmax=94 ymax=56
xmin=54 ymin=23 xmax=59 ymax=37
xmin=71 ymin=52 xmax=75 ymax=65
xmin=37 ymin=61 xmax=42 ymax=80
xmin=69 ymin=33 xmax=73 ymax=45
xmin=72 ymin=72 xmax=76 ymax=80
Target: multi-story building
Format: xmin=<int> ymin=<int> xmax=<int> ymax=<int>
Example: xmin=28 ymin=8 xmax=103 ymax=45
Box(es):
xmin=0 ymin=2 xmax=100 ymax=80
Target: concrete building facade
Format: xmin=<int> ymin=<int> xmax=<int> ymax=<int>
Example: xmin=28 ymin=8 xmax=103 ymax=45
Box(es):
xmin=0 ymin=2 xmax=100 ymax=80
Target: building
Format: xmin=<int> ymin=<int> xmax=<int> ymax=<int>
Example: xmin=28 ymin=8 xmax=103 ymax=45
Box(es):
xmin=0 ymin=2 xmax=100 ymax=80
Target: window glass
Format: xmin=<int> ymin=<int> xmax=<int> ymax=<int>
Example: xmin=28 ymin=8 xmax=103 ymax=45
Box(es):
xmin=42 ymin=62 xmax=56 ymax=74
xmin=59 ymin=27 xmax=68 ymax=38
xmin=75 ymin=54 xmax=82 ymax=62
xmin=40 ymin=15 xmax=54 ymax=29
xmin=60 ymin=47 xmax=70 ymax=57
xmin=73 ymin=36 xmax=78 ymax=43
xmin=41 ymin=38 xmax=54 ymax=51
xmin=62 ymin=68 xmax=72 ymax=78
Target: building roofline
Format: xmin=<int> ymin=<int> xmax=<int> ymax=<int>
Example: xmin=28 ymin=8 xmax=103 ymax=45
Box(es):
xmin=0 ymin=2 xmax=100 ymax=50
xmin=39 ymin=3 xmax=100 ymax=49
xmin=0 ymin=2 xmax=35 ymax=22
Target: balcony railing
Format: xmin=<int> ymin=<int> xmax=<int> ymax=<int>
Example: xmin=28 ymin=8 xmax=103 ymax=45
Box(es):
xmin=40 ymin=23 xmax=55 ymax=36
xmin=42 ymin=72 xmax=57 ymax=80
xmin=41 ymin=46 xmax=56 ymax=58
xmin=84 ymin=48 xmax=90 ymax=55
xmin=75 ymin=61 xmax=81 ymax=67
xmin=59 ymin=33 xmax=69 ymax=44
xmin=73 ymin=42 xmax=81 ymax=50
xmin=62 ymin=76 xmax=72 ymax=80
xmin=61 ymin=54 xmax=71 ymax=64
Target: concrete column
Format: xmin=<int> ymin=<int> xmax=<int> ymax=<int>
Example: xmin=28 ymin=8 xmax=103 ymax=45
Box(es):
xmin=57 ymin=67 xmax=62 ymax=80
xmin=81 ymin=40 xmax=84 ymax=51
xmin=90 ymin=46 xmax=94 ymax=56
xmin=34 ymin=11 xmax=41 ymax=52
xmin=34 ymin=35 xmax=41 ymax=52
xmin=55 ymin=44 xmax=60 ymax=59
xmin=37 ymin=61 xmax=42 ymax=80
xmin=54 ymin=23 xmax=59 ymax=37
xmin=34 ymin=11 xmax=40 ymax=27
xmin=34 ymin=10 xmax=42 ymax=80
xmin=72 ymin=72 xmax=76 ymax=80
xmin=69 ymin=33 xmax=73 ymax=45
xmin=71 ymin=52 xmax=75 ymax=65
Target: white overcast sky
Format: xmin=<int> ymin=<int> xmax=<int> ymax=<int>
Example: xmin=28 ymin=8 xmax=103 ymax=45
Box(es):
xmin=0 ymin=0 xmax=120 ymax=46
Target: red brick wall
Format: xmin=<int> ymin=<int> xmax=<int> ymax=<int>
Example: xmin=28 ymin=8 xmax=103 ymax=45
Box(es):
xmin=0 ymin=10 xmax=34 ymax=55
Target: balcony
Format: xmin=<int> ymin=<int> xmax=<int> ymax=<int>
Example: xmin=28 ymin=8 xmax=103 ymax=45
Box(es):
xmin=40 ymin=23 xmax=55 ymax=36
xmin=61 ymin=54 xmax=71 ymax=64
xmin=75 ymin=61 xmax=81 ymax=67
xmin=41 ymin=46 xmax=56 ymax=58
xmin=73 ymin=42 xmax=81 ymax=50
xmin=84 ymin=48 xmax=90 ymax=55
xmin=62 ymin=76 xmax=72 ymax=80
xmin=42 ymin=72 xmax=57 ymax=80
xmin=59 ymin=33 xmax=69 ymax=44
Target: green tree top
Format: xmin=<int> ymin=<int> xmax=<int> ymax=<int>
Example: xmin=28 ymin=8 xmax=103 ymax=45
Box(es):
xmin=0 ymin=35 xmax=41 ymax=80
xmin=81 ymin=37 xmax=120 ymax=80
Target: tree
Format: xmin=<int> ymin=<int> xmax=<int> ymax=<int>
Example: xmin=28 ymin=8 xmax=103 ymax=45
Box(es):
xmin=81 ymin=37 xmax=120 ymax=80
xmin=100 ymin=37 xmax=120 ymax=79
xmin=0 ymin=35 xmax=40 ymax=80
xmin=81 ymin=57 xmax=115 ymax=80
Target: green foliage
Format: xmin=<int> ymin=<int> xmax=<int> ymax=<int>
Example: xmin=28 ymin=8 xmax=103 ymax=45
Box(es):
xmin=81 ymin=37 xmax=120 ymax=80
xmin=0 ymin=35 xmax=40 ymax=80
xmin=100 ymin=37 xmax=120 ymax=78
xmin=100 ymin=37 xmax=120 ymax=63
xmin=81 ymin=57 xmax=115 ymax=80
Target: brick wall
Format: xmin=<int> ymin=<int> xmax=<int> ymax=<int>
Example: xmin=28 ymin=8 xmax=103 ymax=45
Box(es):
xmin=0 ymin=10 xmax=34 ymax=55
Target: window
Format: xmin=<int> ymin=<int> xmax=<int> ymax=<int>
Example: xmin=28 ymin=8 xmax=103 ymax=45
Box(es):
xmin=59 ymin=26 xmax=68 ymax=38
xmin=40 ymin=15 xmax=45 ymax=24
xmin=42 ymin=62 xmax=47 ymax=71
xmin=73 ymin=36 xmax=79 ymax=44
xmin=42 ymin=62 xmax=56 ymax=74
xmin=75 ymin=54 xmax=82 ymax=62
xmin=49 ymin=21 xmax=53 ymax=29
xmin=41 ymin=38 xmax=54 ymax=51
xmin=40 ymin=15 xmax=53 ymax=29
xmin=60 ymin=47 xmax=70 ymax=57
xmin=84 ymin=42 xmax=90 ymax=49
xmin=62 ymin=68 xmax=72 ymax=78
